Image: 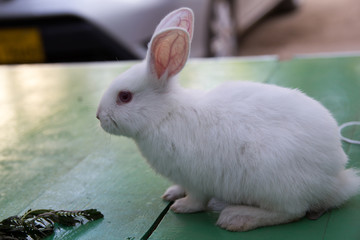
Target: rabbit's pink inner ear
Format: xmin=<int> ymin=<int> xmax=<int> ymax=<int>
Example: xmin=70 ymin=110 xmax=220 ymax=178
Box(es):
xmin=155 ymin=8 xmax=194 ymax=40
xmin=151 ymin=29 xmax=189 ymax=80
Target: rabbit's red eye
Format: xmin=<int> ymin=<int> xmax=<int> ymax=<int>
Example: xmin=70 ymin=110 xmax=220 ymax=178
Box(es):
xmin=117 ymin=91 xmax=133 ymax=104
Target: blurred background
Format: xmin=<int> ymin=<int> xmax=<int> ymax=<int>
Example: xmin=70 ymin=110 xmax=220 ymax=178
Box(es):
xmin=0 ymin=0 xmax=359 ymax=64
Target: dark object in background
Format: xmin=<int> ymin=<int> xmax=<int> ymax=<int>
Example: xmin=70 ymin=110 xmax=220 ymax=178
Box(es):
xmin=0 ymin=16 xmax=136 ymax=64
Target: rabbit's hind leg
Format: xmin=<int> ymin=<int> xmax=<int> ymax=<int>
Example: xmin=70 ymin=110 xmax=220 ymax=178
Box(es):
xmin=217 ymin=205 xmax=304 ymax=231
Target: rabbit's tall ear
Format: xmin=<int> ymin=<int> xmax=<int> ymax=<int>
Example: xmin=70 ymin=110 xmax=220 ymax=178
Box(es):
xmin=147 ymin=28 xmax=190 ymax=82
xmin=154 ymin=7 xmax=194 ymax=42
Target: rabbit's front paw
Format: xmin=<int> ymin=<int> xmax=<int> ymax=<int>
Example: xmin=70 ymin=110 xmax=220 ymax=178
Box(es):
xmin=170 ymin=196 xmax=206 ymax=213
xmin=162 ymin=185 xmax=185 ymax=201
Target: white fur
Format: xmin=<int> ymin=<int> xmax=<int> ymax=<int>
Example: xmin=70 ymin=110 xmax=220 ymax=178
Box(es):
xmin=97 ymin=8 xmax=360 ymax=231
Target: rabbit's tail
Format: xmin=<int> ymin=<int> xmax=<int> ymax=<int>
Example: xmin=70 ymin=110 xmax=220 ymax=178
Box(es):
xmin=336 ymin=168 xmax=360 ymax=202
xmin=318 ymin=168 xmax=360 ymax=213
xmin=303 ymin=167 xmax=360 ymax=219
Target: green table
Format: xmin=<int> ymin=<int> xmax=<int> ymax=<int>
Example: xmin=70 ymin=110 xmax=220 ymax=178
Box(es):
xmin=0 ymin=55 xmax=359 ymax=240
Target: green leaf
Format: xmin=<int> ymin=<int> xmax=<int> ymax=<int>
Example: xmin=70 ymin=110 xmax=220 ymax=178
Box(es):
xmin=0 ymin=209 xmax=104 ymax=240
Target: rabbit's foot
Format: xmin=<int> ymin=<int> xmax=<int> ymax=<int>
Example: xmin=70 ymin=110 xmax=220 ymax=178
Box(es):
xmin=162 ymin=185 xmax=185 ymax=201
xmin=217 ymin=205 xmax=303 ymax=231
xmin=170 ymin=195 xmax=207 ymax=213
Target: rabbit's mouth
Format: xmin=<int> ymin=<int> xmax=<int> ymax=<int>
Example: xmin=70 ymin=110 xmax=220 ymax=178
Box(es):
xmin=109 ymin=116 xmax=119 ymax=129
xmin=98 ymin=114 xmax=121 ymax=136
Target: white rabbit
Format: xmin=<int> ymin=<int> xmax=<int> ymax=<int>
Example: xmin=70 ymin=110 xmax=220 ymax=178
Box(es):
xmin=96 ymin=8 xmax=360 ymax=231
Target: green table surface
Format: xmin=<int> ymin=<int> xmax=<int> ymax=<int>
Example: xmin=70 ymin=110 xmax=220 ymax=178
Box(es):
xmin=0 ymin=55 xmax=359 ymax=240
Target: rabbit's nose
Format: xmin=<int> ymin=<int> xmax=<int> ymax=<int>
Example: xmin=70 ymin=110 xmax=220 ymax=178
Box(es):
xmin=96 ymin=109 xmax=100 ymax=120
xmin=96 ymin=108 xmax=101 ymax=120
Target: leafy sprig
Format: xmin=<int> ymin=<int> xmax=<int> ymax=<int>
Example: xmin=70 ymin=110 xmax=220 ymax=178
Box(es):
xmin=0 ymin=209 xmax=104 ymax=240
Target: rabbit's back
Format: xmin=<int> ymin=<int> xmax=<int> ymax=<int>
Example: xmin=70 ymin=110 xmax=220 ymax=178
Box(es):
xmin=198 ymin=82 xmax=349 ymax=210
